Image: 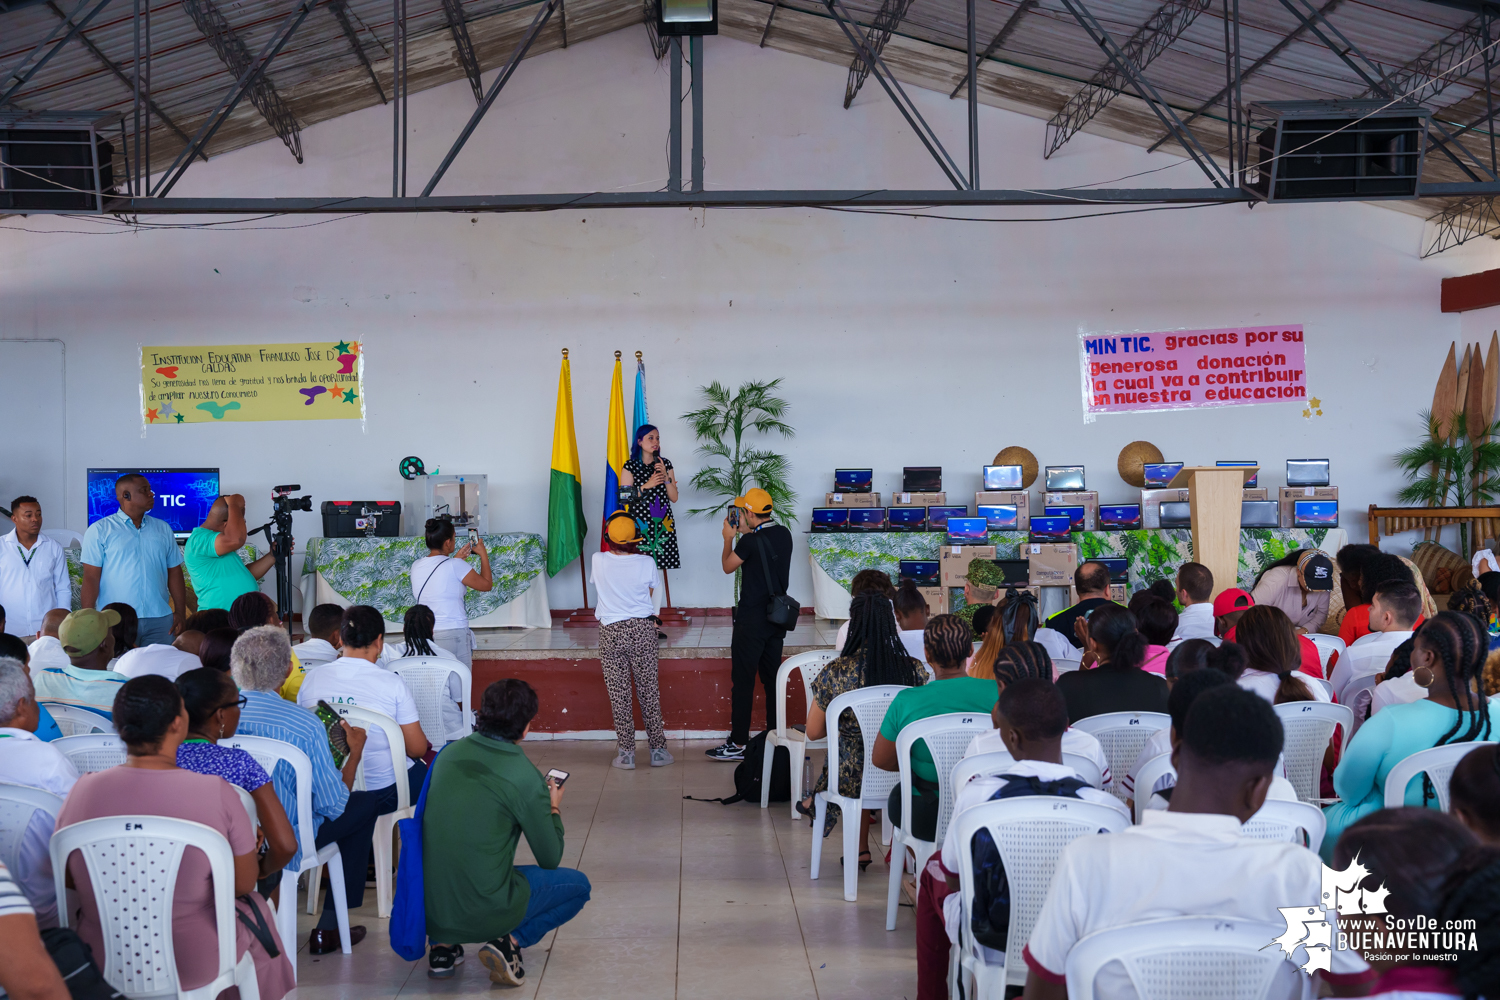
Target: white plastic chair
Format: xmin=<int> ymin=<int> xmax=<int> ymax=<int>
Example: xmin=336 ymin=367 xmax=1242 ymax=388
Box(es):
xmin=1054 ymin=658 xmax=1082 ymax=675
xmin=1243 ymin=797 xmax=1327 ymax=853
xmin=1273 ymin=701 xmax=1353 ymax=804
xmin=53 ymin=733 xmax=127 ymax=773
xmin=886 ymin=712 xmax=992 ymax=930
xmin=809 ymin=684 xmax=905 ymax=902
xmin=952 ymin=750 xmax=1105 ymax=793
xmin=41 ymin=527 xmax=84 ymax=548
xmin=1304 ymin=633 xmax=1346 ymax=674
xmin=51 ymin=816 xmax=262 ymax=1000
xmin=319 ymin=704 xmax=411 ymax=919
xmin=1033 ymin=627 xmax=1075 ymax=664
xmin=1070 ymin=712 xmax=1170 ymax=802
xmin=1342 ymin=673 xmax=1380 ymax=736
xmin=233 ymin=785 xmax=258 ymax=829
xmin=390 ymin=656 xmax=473 ymax=750
xmin=1383 ymin=741 xmax=1497 ymax=809
xmin=40 ymin=702 xmax=114 ymax=735
xmin=220 ymin=734 xmax=352 ymax=968
xmin=951 ymin=796 xmax=1130 ymax=995
xmin=0 ymin=782 xmax=64 ymax=883
xmin=762 ymin=650 xmax=838 ymax=816
xmin=1308 ymin=677 xmax=1334 ymax=701
xmin=1064 ymin=915 xmax=1292 ymax=1000
xmin=1130 ymin=752 xmax=1176 ymax=822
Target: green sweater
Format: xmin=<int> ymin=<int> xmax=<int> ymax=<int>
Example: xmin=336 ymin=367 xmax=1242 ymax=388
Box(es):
xmin=422 ymin=733 xmax=564 ymax=943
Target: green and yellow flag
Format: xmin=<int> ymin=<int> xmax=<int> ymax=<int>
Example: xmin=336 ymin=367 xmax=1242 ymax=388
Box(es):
xmin=546 ymin=350 xmax=587 ymax=577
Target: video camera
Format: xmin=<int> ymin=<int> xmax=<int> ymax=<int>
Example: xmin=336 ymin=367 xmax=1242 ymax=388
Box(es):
xmin=272 ymin=484 xmax=313 ymax=525
xmin=259 ymin=485 xmax=311 ymax=636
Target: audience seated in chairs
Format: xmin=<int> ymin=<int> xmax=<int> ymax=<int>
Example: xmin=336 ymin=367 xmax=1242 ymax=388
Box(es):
xmin=1043 ymin=562 xmax=1120 ymax=650
xmin=1231 ymin=605 xmax=1326 ymax=704
xmin=31 ymin=609 xmax=126 ymax=719
xmin=1019 ymin=684 xmax=1376 ymax=999
xmin=25 ymin=609 xmax=70 ymax=673
xmin=296 ymin=603 xmax=345 ymax=668
xmin=0 ymin=658 xmax=78 ymax=925
xmin=296 ymin=604 xmax=429 ymax=953
xmin=423 ymin=678 xmax=592 ymax=985
xmin=1170 ymin=563 xmax=1215 ymax=642
xmin=377 ymin=603 xmax=465 ymax=743
xmin=0 ymin=859 xmax=70 ymax=1000
xmin=110 ymin=624 xmax=200 ymax=681
xmin=1324 ymin=611 xmax=1500 ymax=861
xmin=230 ymin=592 xmax=305 ymax=699
xmin=1450 ymin=743 xmax=1500 ymax=845
xmin=198 ymin=627 xmax=240 ymax=673
xmin=230 ymin=625 xmax=382 ymax=954
xmin=915 ymin=677 xmax=1127 ymax=1000
xmin=1125 ymin=593 xmax=1176 ymax=675
xmin=873 ymin=615 xmax=999 ymax=844
xmin=1055 ymin=604 xmax=1169 ymax=723
xmin=54 ymin=675 xmax=295 ymax=1000
xmin=1340 ymin=551 xmax=1419 ymax=646
xmin=0 ymin=635 xmax=62 ymax=740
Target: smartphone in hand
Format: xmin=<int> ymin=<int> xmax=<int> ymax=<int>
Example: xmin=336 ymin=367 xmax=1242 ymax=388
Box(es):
xmin=468 ymin=527 xmax=480 ymax=546
xmin=546 ymin=768 xmax=570 ymax=787
xmin=728 ymin=508 xmax=740 ymax=529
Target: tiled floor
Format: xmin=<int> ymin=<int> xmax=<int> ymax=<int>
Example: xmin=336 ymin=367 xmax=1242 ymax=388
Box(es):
xmin=474 ymin=620 xmax=843 ymax=653
xmin=289 ymin=739 xmax=917 ymax=1000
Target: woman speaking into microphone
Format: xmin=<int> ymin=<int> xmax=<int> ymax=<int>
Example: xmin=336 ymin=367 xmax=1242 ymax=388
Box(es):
xmin=592 ymin=513 xmax=671 ymax=770
xmin=619 ymin=424 xmax=680 ymax=575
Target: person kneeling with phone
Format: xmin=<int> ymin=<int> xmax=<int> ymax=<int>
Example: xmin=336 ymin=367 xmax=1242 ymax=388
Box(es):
xmin=423 ymin=679 xmax=592 ymax=985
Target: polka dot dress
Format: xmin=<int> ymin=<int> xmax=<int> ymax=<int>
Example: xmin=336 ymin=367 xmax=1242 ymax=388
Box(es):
xmin=624 ymin=455 xmax=681 ymax=570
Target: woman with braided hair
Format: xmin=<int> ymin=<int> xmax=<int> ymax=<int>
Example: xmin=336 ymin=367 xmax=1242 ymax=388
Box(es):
xmin=1322 ymin=610 xmax=1500 ymax=861
xmin=1450 ymin=744 xmax=1500 ymax=844
xmin=797 ymin=592 xmax=927 ymax=854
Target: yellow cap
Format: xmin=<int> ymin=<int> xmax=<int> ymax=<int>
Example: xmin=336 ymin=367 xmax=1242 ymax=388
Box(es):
xmin=606 ymin=512 xmax=643 ymax=545
xmin=733 ymin=488 xmax=773 ymax=515
xmin=59 ymin=608 xmax=122 ymax=657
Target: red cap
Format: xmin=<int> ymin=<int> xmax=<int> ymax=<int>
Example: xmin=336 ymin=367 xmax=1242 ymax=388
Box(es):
xmin=1212 ymin=588 xmax=1255 ymax=617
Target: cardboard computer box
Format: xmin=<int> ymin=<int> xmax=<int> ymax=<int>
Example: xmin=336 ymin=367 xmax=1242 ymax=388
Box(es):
xmin=824 ymin=492 xmax=882 ymax=507
xmin=890 ymin=492 xmax=946 ymax=507
xmin=1140 ymin=488 xmax=1191 ymax=529
xmin=1278 ymin=486 xmax=1338 ymax=527
xmin=940 ymin=544 xmax=998 ymax=587
xmin=917 ymin=586 xmax=949 ymax=615
xmin=1042 ymin=491 xmax=1099 ymax=531
xmin=976 ymin=491 xmax=1032 ymax=532
xmin=1026 ymin=542 xmax=1078 ymax=586
xmin=1242 ymin=488 xmax=1269 ymax=501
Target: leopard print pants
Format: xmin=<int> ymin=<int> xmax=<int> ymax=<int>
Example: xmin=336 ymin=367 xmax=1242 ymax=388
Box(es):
xmin=598 ymin=617 xmax=667 ymax=752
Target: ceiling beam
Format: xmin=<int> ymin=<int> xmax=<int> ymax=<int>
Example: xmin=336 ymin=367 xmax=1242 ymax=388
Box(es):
xmin=439 ymin=0 xmax=485 ymax=104
xmin=843 ymin=0 xmax=918 ymax=108
xmin=181 ymin=0 xmax=303 ymax=162
xmin=327 ymin=0 xmax=386 ymax=105
xmin=950 ymin=0 xmax=1038 ymax=99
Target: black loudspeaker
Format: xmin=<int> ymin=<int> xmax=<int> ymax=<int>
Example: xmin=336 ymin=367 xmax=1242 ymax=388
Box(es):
xmin=1245 ymin=101 xmax=1427 ymax=202
xmin=0 ymin=129 xmax=115 ymax=211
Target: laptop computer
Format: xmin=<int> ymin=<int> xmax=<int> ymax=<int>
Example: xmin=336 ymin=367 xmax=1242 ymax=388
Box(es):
xmin=983 ymin=465 xmax=1023 ymax=491
xmin=1287 ymin=459 xmax=1331 ymax=488
xmin=926 ymin=506 xmax=968 ymax=531
xmin=1159 ymin=501 xmax=1192 ymax=528
xmin=811 ymin=508 xmax=849 ymax=533
xmin=1097 ymin=557 xmax=1129 ymax=583
xmin=1029 ymin=515 xmax=1073 ymax=541
xmin=903 ymin=467 xmax=943 ymax=493
xmin=834 ymin=468 xmax=873 ymax=493
xmin=1045 ymin=505 xmax=1086 ymax=530
xmin=1293 ymin=499 xmax=1339 ymax=527
xmin=1241 ymin=500 xmax=1279 ymax=528
xmin=1217 ymin=460 xmax=1259 ymax=489
xmin=947 ymin=517 xmax=989 ymax=543
xmin=848 ymin=507 xmax=887 ymax=531
xmin=995 ymin=559 xmax=1031 ymax=586
xmin=1044 ymin=466 xmax=1086 ymax=491
xmin=977 ymin=504 xmax=1019 ymax=531
xmin=898 ymin=559 xmax=940 ymax=587
xmin=1099 ymin=504 xmax=1143 ymax=530
xmin=1142 ymin=462 xmax=1184 ymax=488
xmin=887 ymin=507 xmax=926 ymax=532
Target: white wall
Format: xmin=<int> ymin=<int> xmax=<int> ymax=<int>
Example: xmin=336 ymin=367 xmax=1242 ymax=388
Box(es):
xmin=3 ymin=27 xmax=1499 ymax=609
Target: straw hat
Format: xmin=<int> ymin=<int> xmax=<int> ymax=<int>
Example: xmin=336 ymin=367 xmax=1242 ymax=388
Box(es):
xmin=1117 ymin=440 xmax=1164 ymax=488
xmin=993 ymin=447 xmax=1038 ymax=489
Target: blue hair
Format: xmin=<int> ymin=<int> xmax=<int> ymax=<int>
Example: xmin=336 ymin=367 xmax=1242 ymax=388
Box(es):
xmin=631 ymin=423 xmax=659 ymax=464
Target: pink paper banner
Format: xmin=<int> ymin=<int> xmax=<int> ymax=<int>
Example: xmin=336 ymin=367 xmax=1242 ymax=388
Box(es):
xmin=1079 ymin=325 xmax=1307 ymax=417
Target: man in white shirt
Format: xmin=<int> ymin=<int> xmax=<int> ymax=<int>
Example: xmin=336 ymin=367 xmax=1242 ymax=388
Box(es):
xmin=1333 ymin=580 xmax=1420 ymax=698
xmin=32 ymin=609 xmax=127 ymax=719
xmin=1021 ymin=685 xmax=1375 ymax=999
xmin=1170 ymin=562 xmax=1216 ymax=642
xmin=0 ymin=659 xmax=79 ymax=926
xmin=0 ymin=498 xmax=70 ymax=639
xmin=294 ymin=604 xmax=344 ymax=668
xmin=111 ymin=641 xmax=201 ymax=681
xmin=25 ymin=610 xmax=70 ymax=673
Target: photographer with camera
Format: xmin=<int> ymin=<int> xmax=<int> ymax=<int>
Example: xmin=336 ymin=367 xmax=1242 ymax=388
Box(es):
xmin=411 ymin=519 xmax=493 ymax=668
xmin=184 ymin=495 xmax=285 ymax=612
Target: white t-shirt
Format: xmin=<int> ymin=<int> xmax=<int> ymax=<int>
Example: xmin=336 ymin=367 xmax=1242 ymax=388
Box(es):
xmin=297 ymin=656 xmax=420 ymax=790
xmin=963 ymin=728 xmax=1112 ymax=787
xmin=1237 ymin=668 xmax=1331 ymax=704
xmin=0 ymin=727 xmax=78 ymax=926
xmin=898 ymin=629 xmax=927 ymax=663
xmin=1333 ymin=629 xmax=1414 ymax=695
xmin=295 ymin=638 xmax=341 ymax=668
xmin=1024 ymin=810 xmax=1372 ymax=998
xmin=590 ymin=551 xmax=657 ymax=626
xmin=26 ymin=635 xmax=70 ymax=673
xmin=1370 ymin=673 xmax=1427 ymax=716
xmin=1171 ymin=602 xmax=1216 ymax=641
xmin=112 ymin=643 xmax=201 ymax=681
xmin=409 ymin=555 xmax=472 ymax=632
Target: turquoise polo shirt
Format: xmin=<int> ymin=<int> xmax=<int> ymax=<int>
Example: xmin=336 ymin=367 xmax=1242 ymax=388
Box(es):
xmin=81 ymin=510 xmax=183 ymax=619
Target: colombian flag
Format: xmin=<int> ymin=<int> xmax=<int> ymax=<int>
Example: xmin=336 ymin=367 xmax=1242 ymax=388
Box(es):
xmin=546 ymin=351 xmax=586 ymax=577
xmin=602 ymin=353 xmax=628 ymax=550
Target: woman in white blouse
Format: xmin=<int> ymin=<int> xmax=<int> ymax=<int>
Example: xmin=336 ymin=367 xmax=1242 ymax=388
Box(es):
xmin=409 ymin=519 xmax=492 ymax=667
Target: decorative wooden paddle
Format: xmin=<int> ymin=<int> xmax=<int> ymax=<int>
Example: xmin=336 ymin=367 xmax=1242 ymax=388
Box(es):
xmin=1430 ymin=343 xmax=1459 ymax=542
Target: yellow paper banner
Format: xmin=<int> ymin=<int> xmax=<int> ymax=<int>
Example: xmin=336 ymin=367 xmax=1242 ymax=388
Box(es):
xmin=141 ymin=341 xmax=365 ymax=424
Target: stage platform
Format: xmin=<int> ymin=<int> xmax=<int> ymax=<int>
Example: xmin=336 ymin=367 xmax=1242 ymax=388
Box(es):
xmin=468 ymin=618 xmax=839 ymax=739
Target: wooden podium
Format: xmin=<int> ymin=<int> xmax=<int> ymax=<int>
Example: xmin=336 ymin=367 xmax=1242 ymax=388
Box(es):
xmin=1167 ymin=466 xmax=1259 ymax=599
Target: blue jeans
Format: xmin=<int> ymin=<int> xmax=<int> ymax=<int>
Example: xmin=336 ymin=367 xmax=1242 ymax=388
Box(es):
xmin=510 ymin=866 xmax=592 ymax=948
xmin=137 ymin=614 xmax=174 ymax=647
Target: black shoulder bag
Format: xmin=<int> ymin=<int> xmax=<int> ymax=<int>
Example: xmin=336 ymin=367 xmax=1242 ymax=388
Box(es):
xmin=754 ymin=531 xmax=800 ymax=628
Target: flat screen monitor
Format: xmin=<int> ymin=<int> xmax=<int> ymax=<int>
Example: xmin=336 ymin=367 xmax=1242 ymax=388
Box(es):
xmin=1099 ymin=504 xmax=1143 ymax=530
xmin=995 ymin=559 xmax=1030 ymax=586
xmin=983 ymin=465 xmax=1023 ymax=491
xmin=903 ymin=466 xmax=942 ymax=493
xmin=1217 ymin=460 xmax=1259 ymax=489
xmin=1044 ymin=465 xmax=1086 ymax=491
xmin=1287 ymin=459 xmax=1331 ymax=488
xmin=926 ymin=506 xmax=968 ymax=530
xmin=1029 ymin=515 xmax=1072 ymax=540
xmin=1045 ymin=505 xmax=1086 ymax=530
xmin=946 ymin=517 xmax=988 ymax=542
xmin=834 ymin=468 xmax=873 ymax=493
xmin=1293 ymin=500 xmax=1339 ymax=527
xmin=1097 ymin=557 xmax=1129 ymax=582
xmin=1159 ymin=501 xmax=1193 ymax=528
xmin=977 ymin=504 xmax=1019 ymax=531
xmin=888 ymin=507 xmax=927 ymax=530
xmin=86 ymin=468 xmax=220 ymax=540
xmin=1241 ymin=500 xmax=1280 ymax=528
xmin=848 ymin=507 xmax=886 ymax=530
xmin=1142 ymin=462 xmax=1184 ymax=488
xmin=898 ymin=560 xmax=940 ymax=587
xmin=810 ymin=508 xmax=849 ymax=532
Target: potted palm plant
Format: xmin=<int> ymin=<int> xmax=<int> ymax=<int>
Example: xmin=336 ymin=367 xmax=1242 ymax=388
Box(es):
xmin=1396 ymin=408 xmax=1500 ymax=558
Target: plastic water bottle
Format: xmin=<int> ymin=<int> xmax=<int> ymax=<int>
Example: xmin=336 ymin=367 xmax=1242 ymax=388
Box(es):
xmin=802 ymin=754 xmax=812 ymax=792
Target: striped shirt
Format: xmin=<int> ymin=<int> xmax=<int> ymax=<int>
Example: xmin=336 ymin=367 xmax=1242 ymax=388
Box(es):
xmin=32 ymin=665 xmax=129 ymax=719
xmin=235 ymin=689 xmax=349 ymax=853
xmin=0 ymin=860 xmax=34 ymax=917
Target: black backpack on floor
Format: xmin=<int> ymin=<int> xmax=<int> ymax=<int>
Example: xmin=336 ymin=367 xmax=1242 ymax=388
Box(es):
xmin=684 ymin=731 xmax=792 ymax=806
